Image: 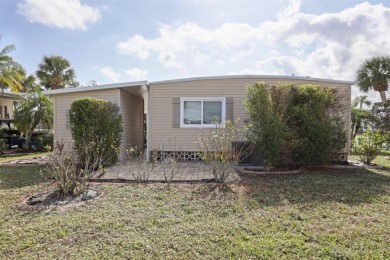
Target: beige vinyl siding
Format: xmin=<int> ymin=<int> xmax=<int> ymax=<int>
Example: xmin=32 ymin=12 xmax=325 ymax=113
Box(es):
xmin=149 ymin=77 xmax=351 ymax=153
xmin=53 ymin=89 xmax=120 ymax=156
xmin=119 ymin=89 xmax=144 ymax=160
xmin=1 ymin=99 xmax=16 ymax=119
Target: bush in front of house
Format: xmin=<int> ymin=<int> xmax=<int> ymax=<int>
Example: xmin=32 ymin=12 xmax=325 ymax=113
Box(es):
xmin=45 ymin=140 xmax=108 ymax=197
xmin=353 ymin=131 xmax=384 ymax=165
xmin=70 ymin=97 xmax=122 ymax=167
xmin=245 ymin=82 xmax=347 ymax=168
xmin=197 ymin=119 xmax=252 ymax=182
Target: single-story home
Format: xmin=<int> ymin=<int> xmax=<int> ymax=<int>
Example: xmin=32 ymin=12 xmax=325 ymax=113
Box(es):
xmin=43 ymin=75 xmax=352 ymax=163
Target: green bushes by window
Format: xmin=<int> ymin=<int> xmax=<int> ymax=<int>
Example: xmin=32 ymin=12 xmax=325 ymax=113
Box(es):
xmin=245 ymin=82 xmax=347 ymax=168
xmin=70 ymin=97 xmax=123 ymax=167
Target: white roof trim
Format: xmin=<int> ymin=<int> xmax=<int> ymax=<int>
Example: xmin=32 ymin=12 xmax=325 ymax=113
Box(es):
xmin=1 ymin=91 xmax=24 ymax=99
xmin=150 ymin=75 xmax=354 ymax=85
xmin=42 ymin=81 xmax=148 ymax=95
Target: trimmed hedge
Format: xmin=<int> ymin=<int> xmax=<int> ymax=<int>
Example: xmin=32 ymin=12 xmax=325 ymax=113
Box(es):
xmin=70 ymin=97 xmax=123 ymax=166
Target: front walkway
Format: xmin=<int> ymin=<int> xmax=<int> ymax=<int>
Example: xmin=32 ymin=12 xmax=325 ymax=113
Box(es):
xmin=93 ymin=161 xmax=240 ymax=183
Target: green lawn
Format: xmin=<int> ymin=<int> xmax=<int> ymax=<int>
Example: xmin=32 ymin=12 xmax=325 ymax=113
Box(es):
xmin=0 ymin=151 xmax=49 ymax=162
xmin=0 ymin=160 xmax=389 ymax=258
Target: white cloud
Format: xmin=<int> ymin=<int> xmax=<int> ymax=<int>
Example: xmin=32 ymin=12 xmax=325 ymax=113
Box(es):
xmin=116 ymin=2 xmax=390 ymax=102
xmin=100 ymin=67 xmax=148 ymax=82
xmin=99 ymin=67 xmax=121 ymax=82
xmin=17 ymin=0 xmax=101 ymax=31
xmin=124 ymin=68 xmax=147 ymax=81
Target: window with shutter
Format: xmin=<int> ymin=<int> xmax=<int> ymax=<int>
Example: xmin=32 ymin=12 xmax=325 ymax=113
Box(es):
xmin=172 ymin=97 xmax=232 ymax=128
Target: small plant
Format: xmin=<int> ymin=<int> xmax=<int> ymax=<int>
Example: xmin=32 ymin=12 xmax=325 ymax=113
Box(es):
xmin=197 ymin=119 xmax=252 ymax=182
xmin=126 ymin=146 xmax=154 ymax=182
xmin=45 ymin=139 xmax=108 ymax=198
xmin=44 ymin=145 xmax=52 ymax=152
xmin=45 ymin=141 xmax=79 ymax=197
xmin=0 ymin=139 xmax=7 ymax=154
xmin=160 ymin=137 xmax=183 ymax=185
xmin=353 ymin=131 xmax=384 ymax=165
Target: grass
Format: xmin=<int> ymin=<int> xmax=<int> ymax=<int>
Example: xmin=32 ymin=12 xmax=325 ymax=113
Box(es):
xmin=0 ymin=151 xmax=49 ymax=162
xmin=0 ymin=158 xmax=389 ymax=258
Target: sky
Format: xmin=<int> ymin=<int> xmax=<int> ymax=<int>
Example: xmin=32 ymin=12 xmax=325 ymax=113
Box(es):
xmin=1 ymin=0 xmax=390 ymax=104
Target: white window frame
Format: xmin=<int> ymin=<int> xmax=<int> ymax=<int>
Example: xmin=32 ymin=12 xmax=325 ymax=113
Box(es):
xmin=180 ymin=97 xmax=226 ymax=128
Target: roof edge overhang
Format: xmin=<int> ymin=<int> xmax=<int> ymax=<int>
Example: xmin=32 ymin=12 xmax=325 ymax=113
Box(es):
xmin=150 ymin=75 xmax=354 ymax=85
xmin=0 ymin=91 xmax=24 ymax=100
xmin=42 ymin=80 xmax=149 ymax=96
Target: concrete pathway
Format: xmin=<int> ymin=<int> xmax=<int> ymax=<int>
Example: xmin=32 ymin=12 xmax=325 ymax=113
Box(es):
xmin=1 ymin=155 xmax=239 ymax=183
xmin=93 ymin=161 xmax=240 ymax=183
xmin=0 ymin=155 xmax=50 ymax=166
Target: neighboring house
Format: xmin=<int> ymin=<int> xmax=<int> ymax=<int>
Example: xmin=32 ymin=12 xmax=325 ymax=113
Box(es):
xmin=43 ymin=75 xmax=352 ymax=163
xmin=0 ymin=91 xmax=24 ymax=129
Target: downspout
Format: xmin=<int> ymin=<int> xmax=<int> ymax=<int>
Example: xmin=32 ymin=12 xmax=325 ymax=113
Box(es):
xmin=146 ymin=83 xmax=151 ymax=161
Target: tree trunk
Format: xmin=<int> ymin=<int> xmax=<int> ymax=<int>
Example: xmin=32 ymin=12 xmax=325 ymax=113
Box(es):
xmin=379 ymin=91 xmax=387 ymax=103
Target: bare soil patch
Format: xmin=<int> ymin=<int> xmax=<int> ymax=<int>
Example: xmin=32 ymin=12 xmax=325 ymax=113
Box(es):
xmin=18 ymin=189 xmax=103 ymax=212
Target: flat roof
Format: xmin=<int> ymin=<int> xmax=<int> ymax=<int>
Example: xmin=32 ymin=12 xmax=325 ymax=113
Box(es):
xmin=1 ymin=91 xmax=24 ymax=100
xmin=42 ymin=81 xmax=148 ymax=95
xmin=150 ymin=75 xmax=354 ymax=85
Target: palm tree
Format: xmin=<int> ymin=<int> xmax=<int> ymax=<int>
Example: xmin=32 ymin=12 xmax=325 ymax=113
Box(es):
xmin=356 ymin=56 xmax=390 ymax=103
xmin=22 ymin=74 xmax=41 ymax=93
xmin=14 ymin=89 xmax=53 ymax=143
xmin=0 ymin=37 xmax=24 ymax=119
xmin=36 ymin=55 xmax=79 ymax=90
xmin=351 ymin=96 xmax=373 ymax=145
xmin=352 ymin=95 xmax=372 ymax=109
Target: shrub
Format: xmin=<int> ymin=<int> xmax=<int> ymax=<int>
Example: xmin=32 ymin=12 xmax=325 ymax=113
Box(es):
xmin=288 ymin=85 xmax=346 ymax=165
xmin=244 ymin=83 xmax=291 ymax=167
xmin=126 ymin=146 xmax=154 ymax=182
xmin=197 ymin=119 xmax=252 ymax=182
xmin=45 ymin=140 xmax=107 ymax=197
xmin=70 ymin=97 xmax=122 ymax=167
xmin=353 ymin=131 xmax=384 ymax=165
xmin=159 ymin=137 xmax=183 ymax=185
xmin=245 ymin=82 xmax=347 ymax=168
xmin=0 ymin=139 xmax=7 ymax=154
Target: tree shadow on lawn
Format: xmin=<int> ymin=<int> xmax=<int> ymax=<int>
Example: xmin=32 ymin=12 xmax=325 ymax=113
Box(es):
xmin=0 ymin=165 xmax=47 ymax=190
xmin=240 ymin=168 xmax=390 ymax=206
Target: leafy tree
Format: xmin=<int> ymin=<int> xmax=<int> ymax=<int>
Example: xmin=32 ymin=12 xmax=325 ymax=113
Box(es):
xmin=36 ymin=55 xmax=79 ymax=90
xmin=356 ymin=56 xmax=390 ymax=103
xmin=370 ymin=100 xmax=390 ymax=142
xmin=22 ymin=74 xmax=41 ymax=93
xmin=14 ymin=89 xmax=53 ymax=144
xmin=84 ymin=80 xmax=97 ymax=87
